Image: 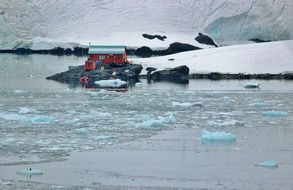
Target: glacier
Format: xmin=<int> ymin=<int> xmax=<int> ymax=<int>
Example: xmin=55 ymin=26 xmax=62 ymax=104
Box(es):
xmin=0 ymin=0 xmax=292 ymax=49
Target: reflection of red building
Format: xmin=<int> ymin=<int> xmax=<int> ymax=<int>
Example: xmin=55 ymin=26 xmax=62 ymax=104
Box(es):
xmin=84 ymin=45 xmax=128 ymax=71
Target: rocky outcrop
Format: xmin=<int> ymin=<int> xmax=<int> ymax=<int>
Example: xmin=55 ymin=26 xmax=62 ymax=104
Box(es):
xmin=147 ymin=65 xmax=189 ymax=84
xmin=127 ymin=42 xmax=201 ymax=58
xmin=195 ymin=33 xmax=218 ymax=47
xmin=46 ymin=63 xmax=143 ymax=85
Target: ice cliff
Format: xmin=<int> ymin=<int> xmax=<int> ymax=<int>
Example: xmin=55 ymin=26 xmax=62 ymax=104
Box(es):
xmin=0 ymin=0 xmax=292 ymax=49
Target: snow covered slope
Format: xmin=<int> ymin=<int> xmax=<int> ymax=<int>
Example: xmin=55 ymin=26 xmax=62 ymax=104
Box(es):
xmin=134 ymin=40 xmax=293 ymax=75
xmin=0 ymin=0 xmax=292 ymax=49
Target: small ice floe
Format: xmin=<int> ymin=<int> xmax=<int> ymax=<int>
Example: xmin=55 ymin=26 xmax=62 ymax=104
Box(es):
xmin=244 ymin=80 xmax=260 ymax=88
xmin=262 ymin=111 xmax=289 ymax=117
xmin=16 ymin=168 xmax=43 ymax=176
xmin=201 ymin=130 xmax=236 ymax=144
xmin=0 ymin=112 xmax=27 ymax=121
xmin=158 ymin=113 xmax=176 ymax=124
xmin=135 ymin=113 xmax=176 ymax=129
xmin=31 ymin=116 xmax=53 ymax=124
xmin=248 ymin=101 xmax=267 ymax=107
xmin=94 ymin=79 xmax=127 ymax=88
xmin=208 ymin=119 xmax=244 ymax=127
xmin=172 ymin=101 xmax=202 ymax=107
xmin=73 ymin=128 xmax=88 ymax=135
xmin=19 ymin=107 xmax=36 ymax=114
xmin=135 ymin=119 xmax=164 ymax=129
xmin=255 ymin=160 xmax=278 ymax=168
xmin=95 ymin=135 xmax=114 ymax=141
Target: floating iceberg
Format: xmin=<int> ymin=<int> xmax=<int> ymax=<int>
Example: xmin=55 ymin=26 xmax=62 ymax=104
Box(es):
xmin=31 ymin=116 xmax=53 ymax=124
xmin=255 ymin=160 xmax=278 ymax=168
xmin=262 ymin=111 xmax=289 ymax=117
xmin=172 ymin=102 xmax=202 ymax=107
xmin=16 ymin=168 xmax=43 ymax=175
xmin=94 ymin=79 xmax=127 ymax=88
xmin=201 ymin=130 xmax=236 ymax=144
xmin=244 ymin=81 xmax=260 ymax=88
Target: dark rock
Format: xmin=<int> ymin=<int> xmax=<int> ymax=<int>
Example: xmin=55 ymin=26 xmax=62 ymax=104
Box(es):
xmin=135 ymin=46 xmax=153 ymax=57
xmin=142 ymin=34 xmax=167 ymax=41
xmin=250 ymin=38 xmax=271 ymax=43
xmin=195 ymin=33 xmax=218 ymax=47
xmin=150 ymin=65 xmax=189 ymax=84
xmin=146 ymin=67 xmax=157 ymax=75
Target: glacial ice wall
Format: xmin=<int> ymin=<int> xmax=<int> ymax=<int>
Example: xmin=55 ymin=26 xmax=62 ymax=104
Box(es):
xmin=0 ymin=0 xmax=292 ymax=49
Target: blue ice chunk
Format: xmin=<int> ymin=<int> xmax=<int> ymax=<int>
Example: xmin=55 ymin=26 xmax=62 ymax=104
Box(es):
xmin=201 ymin=130 xmax=236 ymax=144
xmin=255 ymin=160 xmax=278 ymax=168
xmin=16 ymin=168 xmax=43 ymax=175
xmin=262 ymin=111 xmax=289 ymax=117
xmin=31 ymin=116 xmax=53 ymax=124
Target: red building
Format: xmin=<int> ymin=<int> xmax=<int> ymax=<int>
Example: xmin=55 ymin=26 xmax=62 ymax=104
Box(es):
xmin=85 ymin=45 xmax=128 ymax=71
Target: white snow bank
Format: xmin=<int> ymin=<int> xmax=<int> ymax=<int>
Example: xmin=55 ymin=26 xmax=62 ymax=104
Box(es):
xmin=134 ymin=40 xmax=293 ymax=75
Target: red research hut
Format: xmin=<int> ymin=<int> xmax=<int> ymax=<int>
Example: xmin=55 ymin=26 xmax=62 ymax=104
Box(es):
xmin=84 ymin=45 xmax=129 ymax=71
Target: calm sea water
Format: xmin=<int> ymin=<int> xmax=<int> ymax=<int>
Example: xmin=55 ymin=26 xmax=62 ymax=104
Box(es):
xmin=1 ymin=54 xmax=293 ymax=189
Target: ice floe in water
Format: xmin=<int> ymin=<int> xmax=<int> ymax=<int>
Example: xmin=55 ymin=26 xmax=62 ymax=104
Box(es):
xmin=95 ymin=135 xmax=114 ymax=141
xmin=201 ymin=130 xmax=236 ymax=144
xmin=0 ymin=112 xmax=27 ymax=121
xmin=19 ymin=107 xmax=36 ymax=114
xmin=255 ymin=160 xmax=278 ymax=168
xmin=248 ymin=101 xmax=268 ymax=107
xmin=135 ymin=113 xmax=176 ymax=129
xmin=262 ymin=111 xmax=289 ymax=117
xmin=31 ymin=116 xmax=53 ymax=124
xmin=73 ymin=128 xmax=88 ymax=135
xmin=94 ymin=79 xmax=127 ymax=88
xmin=16 ymin=168 xmax=43 ymax=175
xmin=208 ymin=119 xmax=244 ymax=127
xmin=172 ymin=102 xmax=202 ymax=107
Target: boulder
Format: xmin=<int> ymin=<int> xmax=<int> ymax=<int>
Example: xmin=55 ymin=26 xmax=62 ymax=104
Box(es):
xmin=195 ymin=33 xmax=218 ymax=47
xmin=150 ymin=65 xmax=189 ymax=84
